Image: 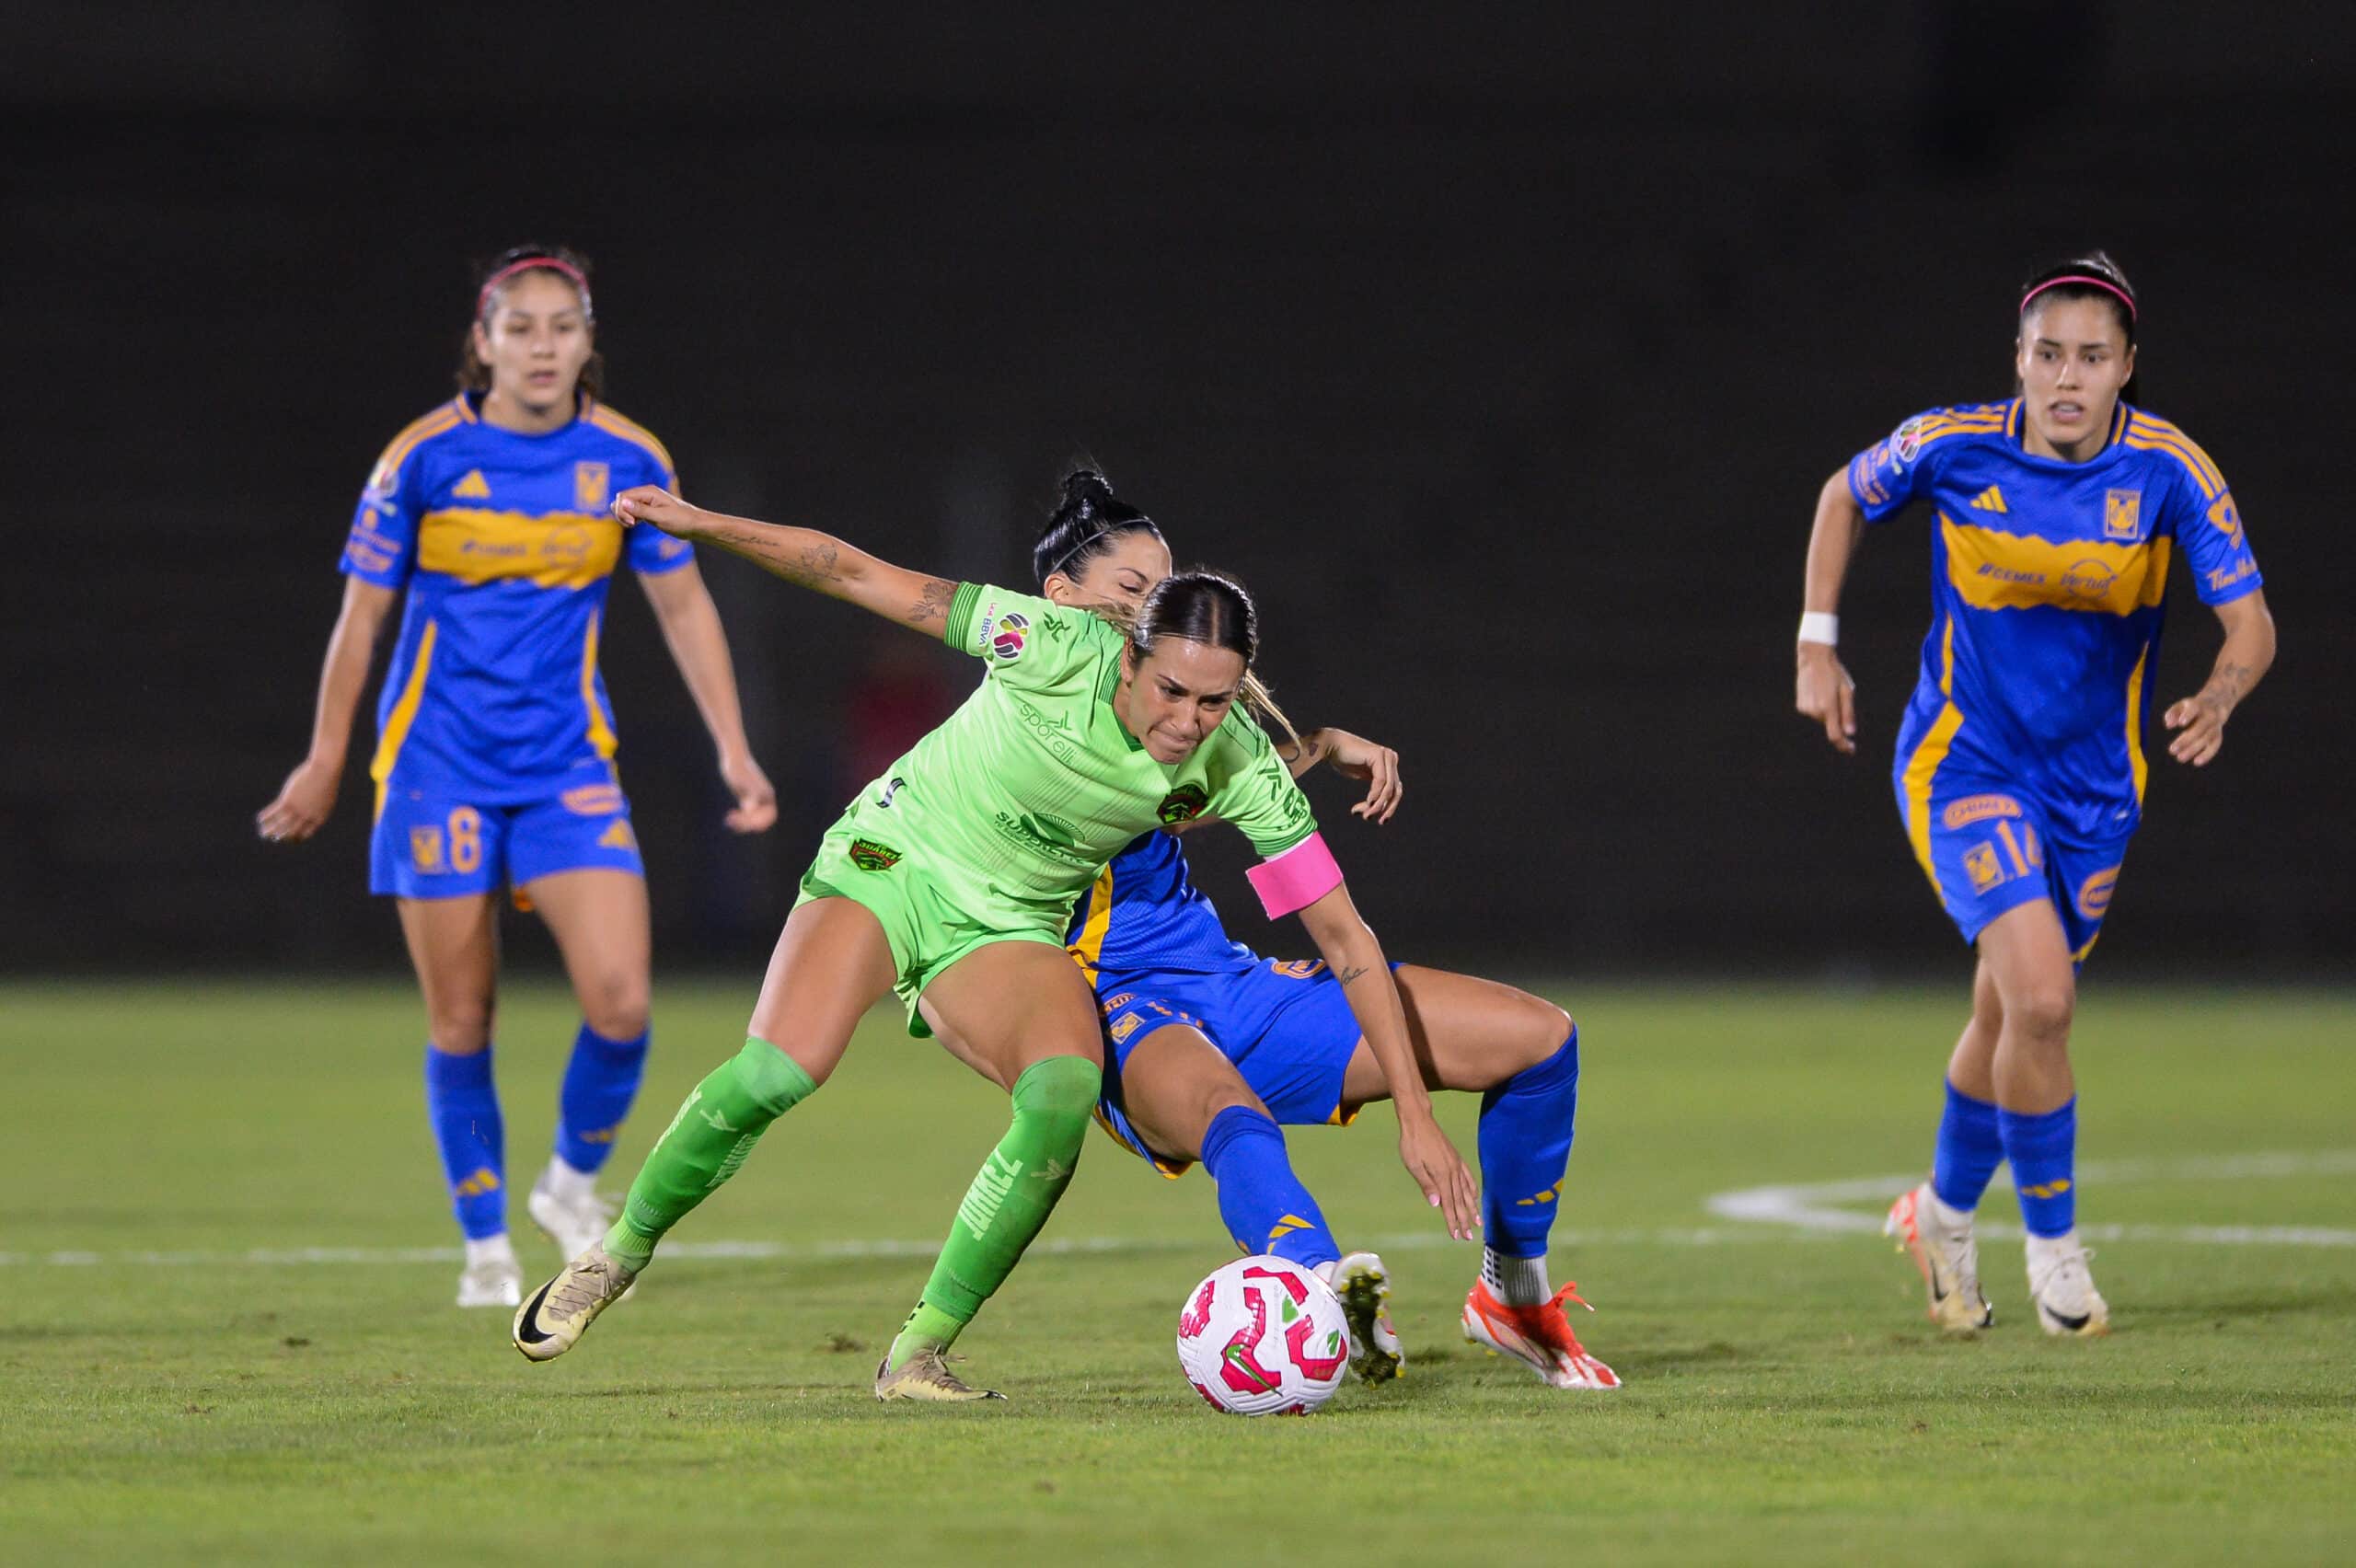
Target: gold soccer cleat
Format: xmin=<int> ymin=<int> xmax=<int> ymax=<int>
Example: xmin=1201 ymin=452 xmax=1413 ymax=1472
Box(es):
xmin=512 ymin=1244 xmax=636 ymax=1363
xmin=873 ymin=1348 xmax=1007 ymax=1403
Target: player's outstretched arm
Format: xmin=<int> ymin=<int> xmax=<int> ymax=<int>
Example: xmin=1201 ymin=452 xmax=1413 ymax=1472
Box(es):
xmin=637 ymin=560 xmax=777 ymax=833
xmin=258 ymin=577 xmax=398 ymax=843
xmin=1796 ymin=467 xmax=1865 ymax=755
xmin=1293 ymin=880 xmax=1481 ymax=1239
xmin=614 ymin=486 xmax=958 ymax=639
xmin=1277 ymin=728 xmax=1403 ymax=823
xmin=2165 ymin=588 xmax=2276 ymax=767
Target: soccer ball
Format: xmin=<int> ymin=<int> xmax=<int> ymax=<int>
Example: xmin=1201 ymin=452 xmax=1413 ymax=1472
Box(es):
xmin=1175 ymin=1255 xmax=1350 ymax=1415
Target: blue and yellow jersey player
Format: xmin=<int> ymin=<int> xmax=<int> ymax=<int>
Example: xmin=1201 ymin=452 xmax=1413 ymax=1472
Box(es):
xmin=258 ymin=248 xmax=777 ymax=1309
xmin=1795 ymin=253 xmax=2276 ymax=1340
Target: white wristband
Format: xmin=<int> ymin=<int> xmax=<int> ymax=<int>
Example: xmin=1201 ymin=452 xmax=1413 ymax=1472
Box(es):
xmin=1797 ymin=612 xmax=1840 ymax=647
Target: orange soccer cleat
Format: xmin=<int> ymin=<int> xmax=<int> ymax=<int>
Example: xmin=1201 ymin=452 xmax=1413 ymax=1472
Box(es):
xmin=1461 ymin=1279 xmax=1621 ymax=1389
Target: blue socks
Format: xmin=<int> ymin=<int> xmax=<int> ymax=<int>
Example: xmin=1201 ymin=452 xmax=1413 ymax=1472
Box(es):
xmin=1478 ymin=1029 xmax=1579 ymax=1259
xmin=1931 ymin=1080 xmax=2004 ymax=1212
xmin=556 ymin=1022 xmax=651 ymax=1173
xmin=424 ymin=1045 xmax=505 ymax=1239
xmin=2000 ymin=1099 xmax=2078 ymax=1237
xmin=1199 ymin=1105 xmax=1339 ymax=1272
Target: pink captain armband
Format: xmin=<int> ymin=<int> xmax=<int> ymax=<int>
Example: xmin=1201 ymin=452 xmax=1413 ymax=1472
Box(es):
xmin=1247 ymin=832 xmax=1345 ymax=919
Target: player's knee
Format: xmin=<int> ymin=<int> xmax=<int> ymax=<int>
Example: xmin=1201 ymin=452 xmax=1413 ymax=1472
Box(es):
xmin=579 ymin=969 xmax=651 ymax=1041
xmin=2007 ymin=980 xmax=2075 ymax=1046
xmin=1011 ymin=1055 xmax=1101 ymax=1147
xmin=1195 ymin=1075 xmax=1270 ymax=1130
xmin=428 ymin=1000 xmax=494 ymax=1055
xmin=1511 ymin=996 xmax=1575 ymax=1072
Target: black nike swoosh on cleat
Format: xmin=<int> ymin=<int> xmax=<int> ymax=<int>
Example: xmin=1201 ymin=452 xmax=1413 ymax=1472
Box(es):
xmin=514 ymin=1280 xmax=558 ymax=1347
xmin=2044 ymin=1306 xmax=2092 ymax=1332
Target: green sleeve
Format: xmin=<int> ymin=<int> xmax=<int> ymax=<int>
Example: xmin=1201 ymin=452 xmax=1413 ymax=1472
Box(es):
xmin=949 ymin=583 xmax=1104 ymax=692
xmin=1207 ymin=715 xmax=1319 ymax=859
xmin=943 ymin=582 xmax=984 ymax=649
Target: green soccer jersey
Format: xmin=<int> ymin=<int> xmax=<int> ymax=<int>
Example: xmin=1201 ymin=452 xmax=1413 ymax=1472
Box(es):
xmin=812 ymin=583 xmax=1317 ymax=948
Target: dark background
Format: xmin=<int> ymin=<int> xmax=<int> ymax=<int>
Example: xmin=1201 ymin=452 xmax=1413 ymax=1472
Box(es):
xmin=4 ymin=5 xmax=2349 ymax=982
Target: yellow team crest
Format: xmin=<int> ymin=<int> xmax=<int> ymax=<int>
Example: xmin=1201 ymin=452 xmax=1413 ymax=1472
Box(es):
xmin=1963 ymin=841 xmax=2004 ymax=894
xmin=2104 ymin=489 xmax=2142 ymax=540
xmin=574 ymin=461 xmax=611 ymax=511
xmin=410 ymin=826 xmax=445 ymax=871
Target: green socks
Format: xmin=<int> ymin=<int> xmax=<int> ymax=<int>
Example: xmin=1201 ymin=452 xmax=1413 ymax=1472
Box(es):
xmin=602 ymin=1036 xmax=816 ymax=1270
xmin=884 ymin=1055 xmax=1097 ymax=1369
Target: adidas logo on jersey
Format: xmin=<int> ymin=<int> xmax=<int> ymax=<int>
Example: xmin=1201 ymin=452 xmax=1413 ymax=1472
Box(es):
xmin=1969 ymin=485 xmax=2008 ymax=513
xmin=452 ymin=469 xmax=492 ymax=500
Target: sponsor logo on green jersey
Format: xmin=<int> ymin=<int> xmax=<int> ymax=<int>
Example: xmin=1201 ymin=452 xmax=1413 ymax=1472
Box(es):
xmin=990 ymin=809 xmax=1096 ymax=869
xmin=988 ymin=611 xmax=1031 ymax=662
xmin=1156 ymin=783 xmax=1209 ymax=824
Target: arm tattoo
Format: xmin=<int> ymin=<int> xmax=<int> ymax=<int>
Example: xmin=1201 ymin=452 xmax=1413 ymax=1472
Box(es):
xmin=1278 ymin=732 xmax=1326 ymax=775
xmin=704 ymin=525 xmax=839 ymax=589
xmin=795 ymin=540 xmax=842 ymax=585
xmin=2199 ymin=660 xmax=2256 ymax=715
xmin=1334 ymin=963 xmax=1369 ymax=986
xmin=907 ymin=576 xmax=956 ymax=628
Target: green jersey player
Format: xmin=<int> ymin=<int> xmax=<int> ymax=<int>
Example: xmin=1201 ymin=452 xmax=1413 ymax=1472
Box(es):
xmin=513 ymin=471 xmax=1480 ymax=1400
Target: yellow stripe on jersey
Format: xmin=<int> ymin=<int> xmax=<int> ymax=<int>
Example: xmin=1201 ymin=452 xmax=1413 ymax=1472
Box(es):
xmin=585 ymin=404 xmax=677 ymax=479
xmin=580 ymin=610 xmax=618 ymax=761
xmin=2124 ymin=644 xmax=2150 ymax=804
xmin=369 ymin=618 xmax=440 ymax=818
xmin=1912 ymin=410 xmax=2006 ymax=441
xmin=1902 ymin=617 xmax=1963 ymax=890
xmin=1066 ymin=863 xmax=1116 ymax=984
xmin=2124 ymin=415 xmax=2226 ymax=501
xmin=415 ymin=508 xmax=622 ymax=588
xmin=367 ymin=400 xmax=467 ymax=490
xmin=1940 ymin=514 xmax=2171 ymax=616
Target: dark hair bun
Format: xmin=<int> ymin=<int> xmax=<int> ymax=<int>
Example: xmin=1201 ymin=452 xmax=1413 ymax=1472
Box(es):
xmin=1060 ymin=469 xmax=1114 ymax=512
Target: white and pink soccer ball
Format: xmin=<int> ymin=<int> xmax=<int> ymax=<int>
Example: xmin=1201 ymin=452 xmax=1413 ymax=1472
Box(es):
xmin=1175 ymin=1255 xmax=1350 ymax=1415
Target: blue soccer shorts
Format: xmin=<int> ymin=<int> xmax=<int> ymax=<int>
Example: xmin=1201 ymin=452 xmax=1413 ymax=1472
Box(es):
xmin=1091 ymin=958 xmax=1387 ymax=1175
xmin=1899 ymin=776 xmax=2130 ymax=964
xmin=370 ymin=769 xmax=644 ymax=899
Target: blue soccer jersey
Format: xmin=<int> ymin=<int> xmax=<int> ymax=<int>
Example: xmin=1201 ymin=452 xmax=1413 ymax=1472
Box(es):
xmin=1064 ymin=828 xmax=1260 ymax=983
xmin=1066 ymin=827 xmax=1372 ymax=1175
xmin=1846 ymin=398 xmax=2261 ymax=846
xmin=341 ymin=394 xmax=693 ymax=808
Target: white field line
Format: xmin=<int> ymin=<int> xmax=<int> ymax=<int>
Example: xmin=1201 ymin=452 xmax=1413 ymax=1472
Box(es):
xmin=6 ymin=1148 xmax=2353 ymax=1268
xmin=1706 ymin=1149 xmax=2356 ymax=1246
xmin=0 ymin=1228 xmax=1786 ymax=1271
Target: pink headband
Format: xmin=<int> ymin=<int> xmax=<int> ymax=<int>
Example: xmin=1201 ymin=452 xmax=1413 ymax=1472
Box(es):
xmin=2020 ymin=274 xmax=2136 ymax=323
xmin=476 ymin=257 xmax=591 ymax=319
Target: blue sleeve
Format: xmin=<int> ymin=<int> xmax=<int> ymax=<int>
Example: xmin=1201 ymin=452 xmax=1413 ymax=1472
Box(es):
xmin=339 ymin=447 xmax=422 ymax=589
xmin=624 ymin=443 xmax=694 ymax=576
xmin=2170 ymin=467 xmax=2262 ymax=605
xmin=1844 ymin=409 xmax=1947 ymax=525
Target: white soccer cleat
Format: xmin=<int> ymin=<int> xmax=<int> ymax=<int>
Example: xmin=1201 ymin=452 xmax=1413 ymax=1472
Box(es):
xmin=527 ymin=1169 xmax=620 ymax=1264
xmin=2027 ymin=1232 xmax=2110 ymax=1337
xmin=1885 ymin=1182 xmax=1993 ymax=1333
xmin=456 ymin=1257 xmax=523 ymax=1309
xmin=512 ymin=1244 xmax=637 ymax=1362
xmin=1327 ymin=1251 xmax=1405 ymax=1385
xmin=1461 ymin=1278 xmax=1620 ymax=1389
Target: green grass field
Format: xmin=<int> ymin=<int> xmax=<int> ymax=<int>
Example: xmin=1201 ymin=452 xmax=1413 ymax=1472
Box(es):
xmin=4 ymin=980 xmax=2352 ymax=1565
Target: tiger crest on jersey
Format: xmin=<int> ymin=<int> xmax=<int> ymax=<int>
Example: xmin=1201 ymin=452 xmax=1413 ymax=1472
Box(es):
xmin=573 ymin=461 xmax=610 ymax=511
